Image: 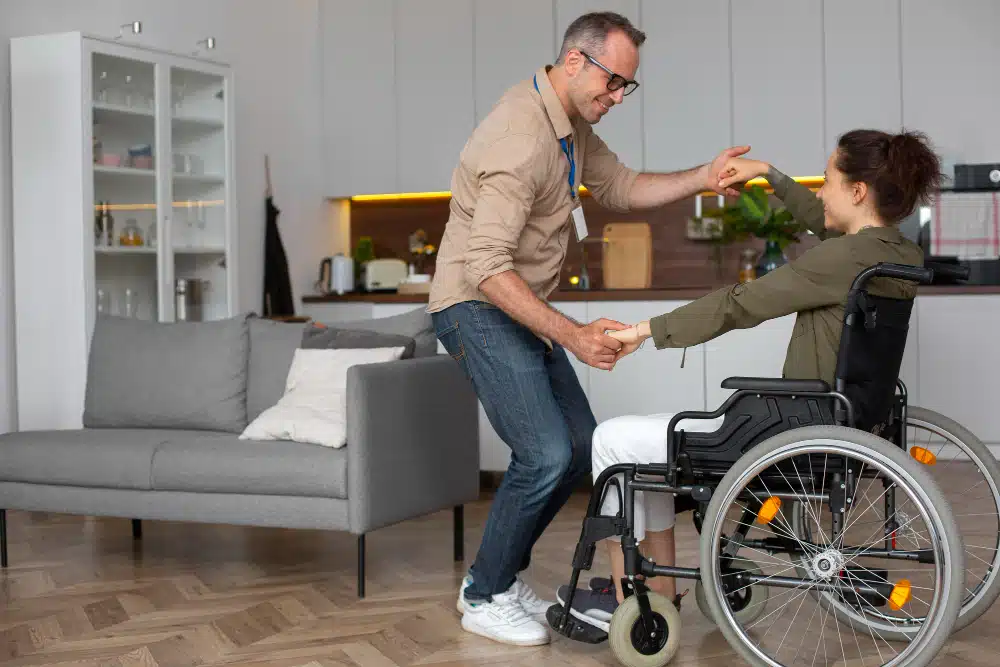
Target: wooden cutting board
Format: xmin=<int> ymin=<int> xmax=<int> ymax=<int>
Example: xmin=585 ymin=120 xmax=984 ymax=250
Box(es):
xmin=602 ymin=222 xmax=652 ymax=289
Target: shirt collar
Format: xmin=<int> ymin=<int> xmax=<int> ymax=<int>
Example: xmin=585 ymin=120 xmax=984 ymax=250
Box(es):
xmin=859 ymin=225 xmax=905 ymax=244
xmin=534 ymin=65 xmax=573 ymax=140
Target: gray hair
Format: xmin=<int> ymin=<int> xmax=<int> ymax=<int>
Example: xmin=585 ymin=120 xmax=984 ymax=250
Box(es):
xmin=556 ymin=11 xmax=646 ymax=63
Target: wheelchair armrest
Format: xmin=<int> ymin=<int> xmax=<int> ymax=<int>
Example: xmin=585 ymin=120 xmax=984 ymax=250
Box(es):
xmin=720 ymin=376 xmax=830 ymax=393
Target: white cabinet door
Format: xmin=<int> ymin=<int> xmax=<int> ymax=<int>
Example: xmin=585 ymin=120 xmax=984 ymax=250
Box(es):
xmin=319 ymin=0 xmax=396 ymax=197
xmin=901 ymin=0 xmax=1000 ymax=166
xmin=299 ymin=302 xmax=374 ymax=324
xmin=823 ymin=0 xmax=901 ymax=154
xmin=641 ymin=0 xmax=732 ymax=172
xmin=731 ymin=0 xmax=825 ymax=176
xmin=704 ymin=314 xmax=796 ymax=410
xmin=916 ymin=295 xmax=1000 ymax=443
xmin=554 ymin=0 xmax=644 ymax=171
xmin=395 ymin=0 xmax=475 ymax=193
xmin=587 ymin=301 xmax=705 ymax=424
xmin=474 ymin=0 xmax=555 ymax=125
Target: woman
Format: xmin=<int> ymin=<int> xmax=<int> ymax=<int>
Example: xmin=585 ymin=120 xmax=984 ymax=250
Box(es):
xmin=557 ymin=129 xmax=943 ymax=633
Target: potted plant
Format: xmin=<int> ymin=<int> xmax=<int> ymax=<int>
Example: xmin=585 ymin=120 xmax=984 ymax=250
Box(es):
xmin=697 ymin=185 xmax=808 ymax=278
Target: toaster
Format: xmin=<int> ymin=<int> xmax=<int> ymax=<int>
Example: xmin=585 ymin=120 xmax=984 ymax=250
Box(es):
xmin=364 ymin=258 xmax=408 ymax=292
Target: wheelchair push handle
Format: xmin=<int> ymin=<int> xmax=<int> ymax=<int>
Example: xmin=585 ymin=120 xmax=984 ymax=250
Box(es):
xmin=850 ymin=262 xmax=933 ymax=291
xmin=925 ymin=261 xmax=971 ymax=282
xmin=876 ymin=263 xmax=934 ymax=284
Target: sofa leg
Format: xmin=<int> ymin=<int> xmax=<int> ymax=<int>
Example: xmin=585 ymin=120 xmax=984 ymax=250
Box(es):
xmin=357 ymin=534 xmax=366 ymax=598
xmin=131 ymin=519 xmax=142 ymax=540
xmin=453 ymin=505 xmax=464 ymax=562
xmin=1 ymin=509 xmax=7 ymax=568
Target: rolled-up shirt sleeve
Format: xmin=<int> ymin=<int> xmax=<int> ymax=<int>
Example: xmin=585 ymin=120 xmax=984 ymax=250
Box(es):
xmin=463 ymin=133 xmax=543 ymax=288
xmin=579 ymin=125 xmax=640 ymax=213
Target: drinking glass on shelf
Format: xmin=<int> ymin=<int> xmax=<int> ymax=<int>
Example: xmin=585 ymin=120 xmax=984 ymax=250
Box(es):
xmin=96 ymin=288 xmax=110 ymax=315
xmin=123 ymin=287 xmax=138 ymax=318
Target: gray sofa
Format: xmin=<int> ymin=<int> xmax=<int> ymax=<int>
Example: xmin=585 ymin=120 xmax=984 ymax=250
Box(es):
xmin=0 ymin=308 xmax=480 ymax=597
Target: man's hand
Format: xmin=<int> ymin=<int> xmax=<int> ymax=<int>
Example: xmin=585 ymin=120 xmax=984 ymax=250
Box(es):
xmin=705 ymin=145 xmax=752 ymax=196
xmin=717 ymin=157 xmax=770 ymax=191
xmin=565 ymin=318 xmax=629 ymax=371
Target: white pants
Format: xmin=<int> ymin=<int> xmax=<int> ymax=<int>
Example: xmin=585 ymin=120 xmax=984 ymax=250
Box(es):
xmin=592 ymin=413 xmax=725 ymax=542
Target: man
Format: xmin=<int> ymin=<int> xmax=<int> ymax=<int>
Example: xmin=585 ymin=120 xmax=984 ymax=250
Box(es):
xmin=427 ymin=11 xmax=746 ymax=646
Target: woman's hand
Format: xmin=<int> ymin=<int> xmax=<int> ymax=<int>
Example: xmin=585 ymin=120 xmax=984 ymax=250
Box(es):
xmin=607 ymin=321 xmax=652 ymax=367
xmin=717 ymin=157 xmax=770 ymax=191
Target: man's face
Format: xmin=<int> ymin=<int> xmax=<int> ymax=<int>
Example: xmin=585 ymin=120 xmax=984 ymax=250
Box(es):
xmin=567 ymin=31 xmax=639 ymax=124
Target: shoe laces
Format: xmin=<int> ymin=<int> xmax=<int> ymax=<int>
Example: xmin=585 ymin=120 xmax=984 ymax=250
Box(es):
xmin=515 ymin=578 xmax=540 ymax=605
xmin=491 ymin=591 xmax=530 ymax=622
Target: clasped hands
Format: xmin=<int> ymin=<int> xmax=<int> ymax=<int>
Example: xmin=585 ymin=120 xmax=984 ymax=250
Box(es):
xmin=565 ymin=319 xmax=651 ymax=371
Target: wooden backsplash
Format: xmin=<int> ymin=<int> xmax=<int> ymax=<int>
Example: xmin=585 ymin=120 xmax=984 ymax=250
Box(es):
xmin=350 ymin=192 xmax=820 ymax=290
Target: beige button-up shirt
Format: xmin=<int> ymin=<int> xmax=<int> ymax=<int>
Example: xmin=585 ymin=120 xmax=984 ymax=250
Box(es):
xmin=427 ymin=66 xmax=640 ymax=313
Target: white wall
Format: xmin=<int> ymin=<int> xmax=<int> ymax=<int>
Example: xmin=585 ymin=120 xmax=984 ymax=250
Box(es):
xmin=0 ymin=0 xmax=337 ymax=433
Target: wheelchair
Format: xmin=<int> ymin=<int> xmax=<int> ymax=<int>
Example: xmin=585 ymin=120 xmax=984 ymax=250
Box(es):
xmin=548 ymin=261 xmax=999 ymax=667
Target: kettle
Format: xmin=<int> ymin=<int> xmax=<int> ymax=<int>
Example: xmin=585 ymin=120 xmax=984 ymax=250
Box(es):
xmin=317 ymin=254 xmax=354 ymax=295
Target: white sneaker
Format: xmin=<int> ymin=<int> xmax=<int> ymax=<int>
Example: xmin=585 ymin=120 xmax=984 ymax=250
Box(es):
xmin=512 ymin=576 xmax=553 ymax=624
xmin=461 ymin=589 xmax=550 ymax=646
xmin=457 ymin=575 xmax=474 ymax=614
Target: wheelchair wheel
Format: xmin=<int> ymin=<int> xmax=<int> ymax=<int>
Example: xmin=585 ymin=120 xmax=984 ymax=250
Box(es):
xmin=608 ymin=591 xmax=681 ymax=667
xmin=790 ymin=406 xmax=1000 ymax=641
xmin=699 ymin=425 xmax=964 ymax=667
xmin=694 ymin=558 xmax=769 ymax=625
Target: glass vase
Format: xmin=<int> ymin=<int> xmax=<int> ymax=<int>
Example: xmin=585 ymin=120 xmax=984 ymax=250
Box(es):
xmin=756 ymin=239 xmax=787 ymax=277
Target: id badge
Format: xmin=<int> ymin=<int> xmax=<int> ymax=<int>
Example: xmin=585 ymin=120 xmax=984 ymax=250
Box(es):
xmin=571 ymin=205 xmax=588 ymax=241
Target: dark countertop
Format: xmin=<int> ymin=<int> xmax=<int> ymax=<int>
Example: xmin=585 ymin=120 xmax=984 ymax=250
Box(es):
xmin=302 ymin=284 xmax=1000 ymax=304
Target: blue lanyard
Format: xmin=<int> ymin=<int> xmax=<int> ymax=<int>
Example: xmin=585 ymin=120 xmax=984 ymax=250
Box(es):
xmin=534 ymin=74 xmax=576 ymax=199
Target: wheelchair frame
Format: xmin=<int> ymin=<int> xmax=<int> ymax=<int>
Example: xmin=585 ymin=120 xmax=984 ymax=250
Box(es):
xmin=549 ymin=261 xmax=972 ymax=662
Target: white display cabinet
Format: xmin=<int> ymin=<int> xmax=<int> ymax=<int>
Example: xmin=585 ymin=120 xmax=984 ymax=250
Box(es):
xmin=10 ymin=32 xmax=237 ymax=430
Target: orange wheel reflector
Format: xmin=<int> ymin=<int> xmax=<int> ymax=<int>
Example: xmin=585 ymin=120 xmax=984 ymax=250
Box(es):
xmin=909 ymin=446 xmax=937 ymax=466
xmin=889 ymin=579 xmax=912 ymax=610
xmin=757 ymin=497 xmax=782 ymax=524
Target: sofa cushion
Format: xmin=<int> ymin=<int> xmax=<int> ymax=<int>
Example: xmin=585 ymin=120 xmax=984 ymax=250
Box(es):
xmin=328 ymin=307 xmax=437 ymax=357
xmin=301 ymin=325 xmax=415 ymax=357
xmin=151 ymin=432 xmax=347 ymax=499
xmin=83 ymin=314 xmax=251 ymax=433
xmin=0 ymin=429 xmax=171 ymax=490
xmin=248 ymin=317 xmax=310 ymax=422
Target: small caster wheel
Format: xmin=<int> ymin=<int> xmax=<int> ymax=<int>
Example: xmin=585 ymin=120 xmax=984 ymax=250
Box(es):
xmin=695 ymin=559 xmax=769 ymax=625
xmin=609 ymin=591 xmax=681 ymax=667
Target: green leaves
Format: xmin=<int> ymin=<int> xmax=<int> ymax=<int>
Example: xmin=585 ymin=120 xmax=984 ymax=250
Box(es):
xmin=738 ymin=185 xmax=770 ymax=222
xmin=702 ymin=184 xmax=805 ymax=250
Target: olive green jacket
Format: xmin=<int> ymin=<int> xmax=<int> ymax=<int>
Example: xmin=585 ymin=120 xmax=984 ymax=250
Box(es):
xmin=648 ymin=169 xmax=923 ymax=386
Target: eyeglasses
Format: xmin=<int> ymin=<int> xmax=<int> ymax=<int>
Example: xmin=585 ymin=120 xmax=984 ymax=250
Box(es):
xmin=578 ymin=49 xmax=639 ymax=96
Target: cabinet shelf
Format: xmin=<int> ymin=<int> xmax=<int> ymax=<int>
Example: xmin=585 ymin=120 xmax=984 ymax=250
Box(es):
xmin=93 ymin=101 xmax=155 ymax=119
xmin=94 ymin=165 xmax=156 ymax=178
xmin=173 ymin=246 xmax=226 ymax=254
xmin=96 ymin=246 xmax=156 ymax=255
xmin=172 ymin=114 xmax=224 ymax=130
xmin=173 ymin=173 xmax=225 ymax=185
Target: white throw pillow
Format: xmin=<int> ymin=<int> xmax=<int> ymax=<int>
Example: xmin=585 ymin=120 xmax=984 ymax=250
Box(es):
xmin=240 ymin=346 xmax=405 ymax=448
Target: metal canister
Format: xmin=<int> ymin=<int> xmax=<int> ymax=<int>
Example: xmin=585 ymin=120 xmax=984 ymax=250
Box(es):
xmin=174 ymin=278 xmax=204 ymax=321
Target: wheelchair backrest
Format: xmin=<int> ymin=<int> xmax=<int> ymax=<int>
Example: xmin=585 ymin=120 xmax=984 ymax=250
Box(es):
xmin=833 ymin=288 xmax=914 ymax=435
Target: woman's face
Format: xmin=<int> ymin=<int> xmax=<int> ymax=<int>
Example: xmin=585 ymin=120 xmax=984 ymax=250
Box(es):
xmin=816 ymin=150 xmax=863 ymax=233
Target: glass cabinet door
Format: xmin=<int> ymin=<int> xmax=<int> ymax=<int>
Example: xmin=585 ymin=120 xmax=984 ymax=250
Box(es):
xmin=168 ymin=65 xmax=229 ymax=322
xmin=91 ymin=50 xmax=159 ymax=321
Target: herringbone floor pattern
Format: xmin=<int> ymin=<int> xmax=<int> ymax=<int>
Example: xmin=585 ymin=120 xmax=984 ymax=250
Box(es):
xmin=2 ymin=488 xmax=997 ymax=666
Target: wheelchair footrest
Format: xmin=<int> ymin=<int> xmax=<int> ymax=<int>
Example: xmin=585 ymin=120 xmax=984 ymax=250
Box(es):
xmin=546 ymin=603 xmax=608 ymax=644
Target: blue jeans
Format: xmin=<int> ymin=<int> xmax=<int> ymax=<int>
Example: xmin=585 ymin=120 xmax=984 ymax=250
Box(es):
xmin=433 ymin=300 xmax=596 ymax=602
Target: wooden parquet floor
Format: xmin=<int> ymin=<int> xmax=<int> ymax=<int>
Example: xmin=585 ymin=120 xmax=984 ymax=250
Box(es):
xmin=2 ymin=488 xmax=999 ymax=666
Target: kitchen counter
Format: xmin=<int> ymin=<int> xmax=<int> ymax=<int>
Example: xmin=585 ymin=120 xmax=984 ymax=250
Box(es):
xmin=301 ymin=283 xmax=1000 ymax=304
